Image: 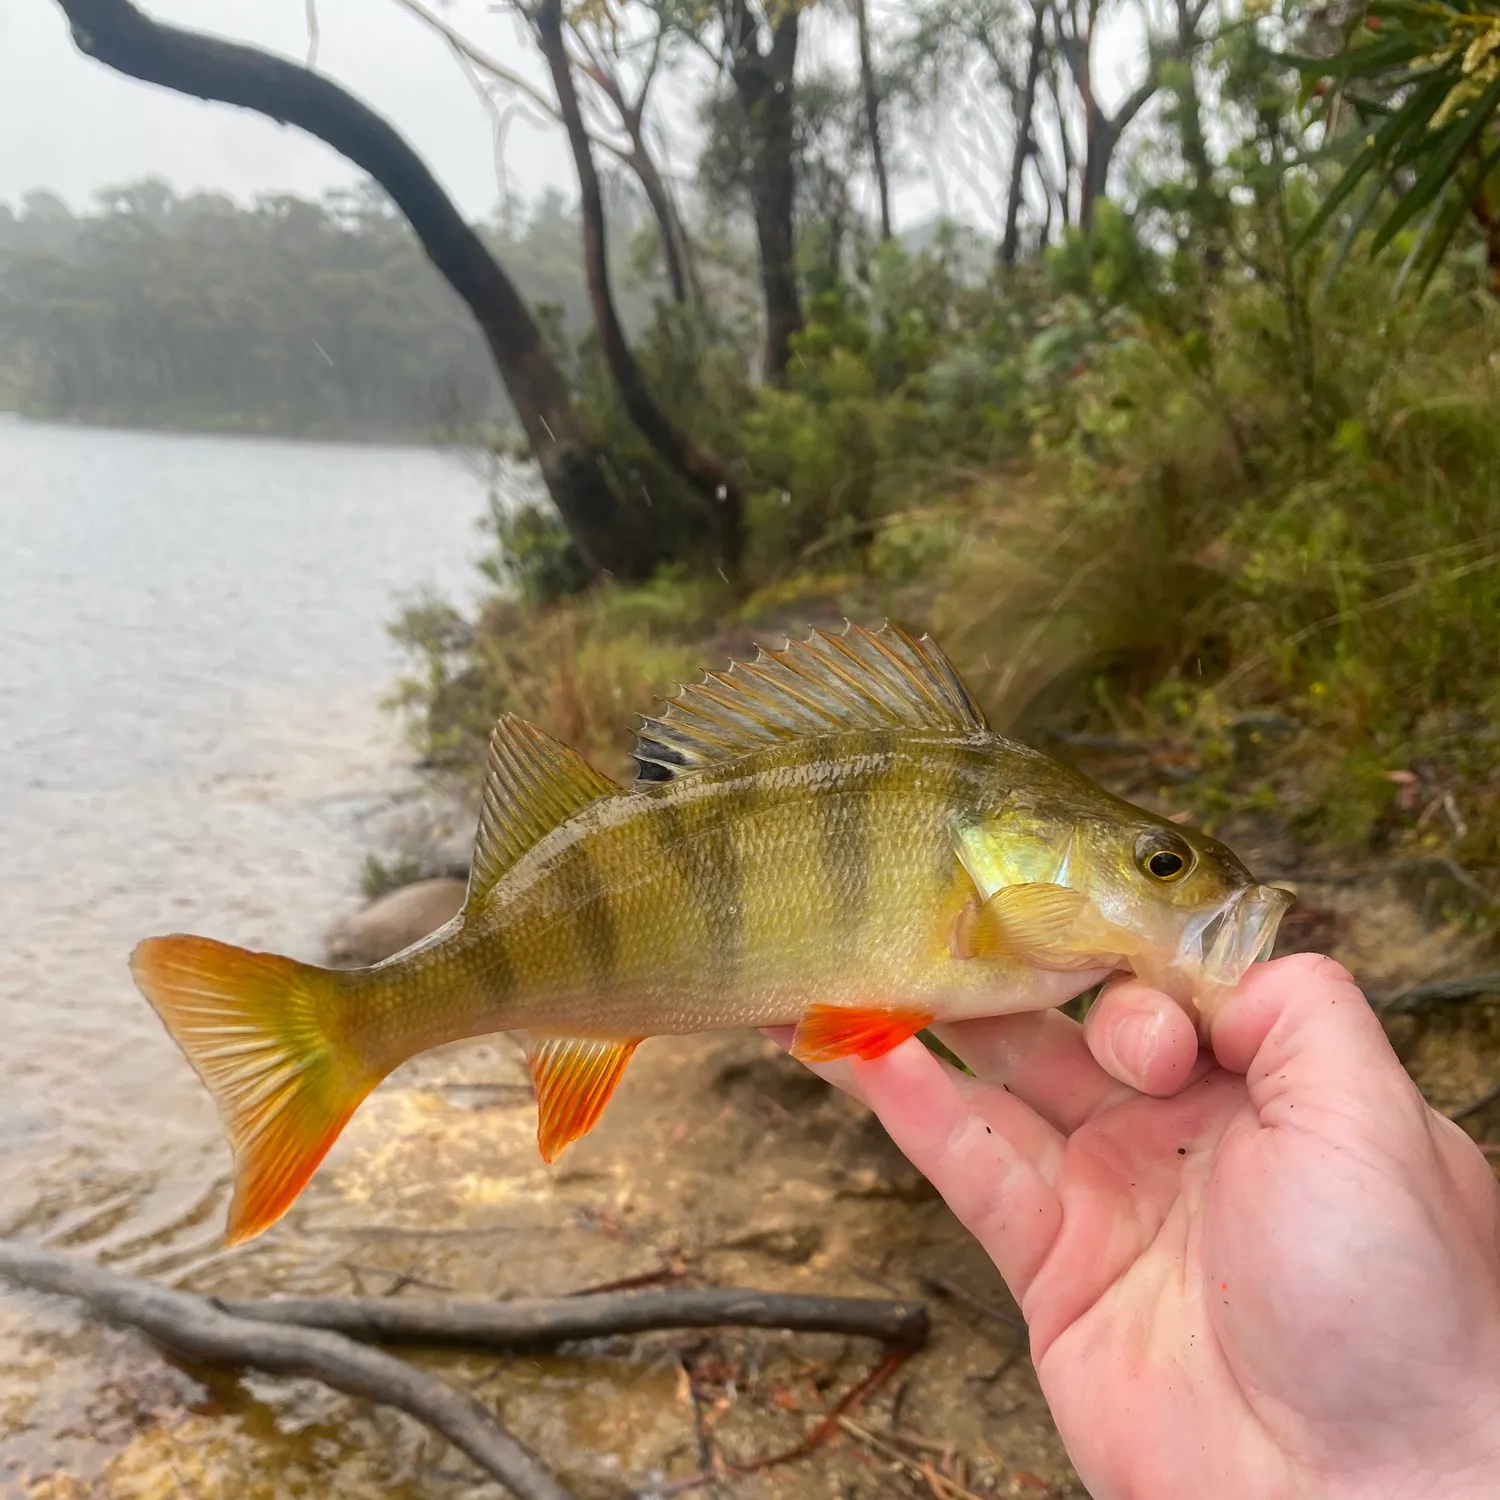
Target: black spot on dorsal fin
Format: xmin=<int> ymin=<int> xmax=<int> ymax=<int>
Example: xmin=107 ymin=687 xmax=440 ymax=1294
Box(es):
xmin=631 ymin=620 xmax=987 ymax=786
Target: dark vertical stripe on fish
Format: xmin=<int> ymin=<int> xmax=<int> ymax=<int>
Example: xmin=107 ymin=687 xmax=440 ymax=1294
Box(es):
xmin=555 ymin=839 xmax=617 ymax=987
xmin=477 ymin=924 xmax=514 ymax=1002
xmin=652 ymin=792 xmax=743 ymax=993
xmin=933 ymin=738 xmax=972 ymax=906
xmin=822 ymin=739 xmax=887 ymax=953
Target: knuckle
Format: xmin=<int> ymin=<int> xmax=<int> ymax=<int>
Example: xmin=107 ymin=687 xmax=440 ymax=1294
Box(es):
xmin=1274 ymin=950 xmax=1358 ymax=993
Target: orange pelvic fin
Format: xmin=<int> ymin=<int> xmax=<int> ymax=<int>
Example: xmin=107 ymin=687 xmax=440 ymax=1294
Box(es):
xmin=524 ymin=1035 xmax=643 ymax=1162
xmin=789 ymin=1004 xmax=936 ymax=1064
xmin=129 ymin=935 xmax=376 ymax=1246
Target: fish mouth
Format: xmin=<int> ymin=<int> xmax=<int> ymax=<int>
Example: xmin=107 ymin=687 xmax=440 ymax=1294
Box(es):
xmin=1197 ymin=883 xmax=1295 ymax=993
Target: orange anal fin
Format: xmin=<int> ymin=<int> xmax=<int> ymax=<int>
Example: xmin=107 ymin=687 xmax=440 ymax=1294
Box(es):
xmin=523 ymin=1035 xmax=642 ymax=1163
xmin=789 ymin=1005 xmax=936 ymax=1064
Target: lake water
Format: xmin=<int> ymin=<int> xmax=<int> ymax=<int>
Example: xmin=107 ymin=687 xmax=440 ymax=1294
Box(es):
xmin=0 ymin=418 xmax=491 ymax=1270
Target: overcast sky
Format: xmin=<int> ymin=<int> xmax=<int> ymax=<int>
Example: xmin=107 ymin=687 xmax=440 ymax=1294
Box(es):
xmin=0 ymin=0 xmax=575 ymax=217
xmin=0 ymin=0 xmax=1154 ymax=231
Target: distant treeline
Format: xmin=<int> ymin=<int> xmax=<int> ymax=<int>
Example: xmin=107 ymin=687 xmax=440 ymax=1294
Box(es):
xmin=0 ymin=178 xmax=658 ymax=439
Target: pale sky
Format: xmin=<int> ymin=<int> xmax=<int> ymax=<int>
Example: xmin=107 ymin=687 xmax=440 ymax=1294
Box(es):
xmin=0 ymin=0 xmax=1158 ymax=232
xmin=0 ymin=0 xmax=574 ymax=218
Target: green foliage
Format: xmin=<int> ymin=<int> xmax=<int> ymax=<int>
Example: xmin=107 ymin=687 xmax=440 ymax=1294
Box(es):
xmin=1294 ymin=1 xmax=1500 ymax=292
xmin=486 ymin=502 xmax=592 ymax=608
xmin=360 ymin=852 xmax=426 ymax=900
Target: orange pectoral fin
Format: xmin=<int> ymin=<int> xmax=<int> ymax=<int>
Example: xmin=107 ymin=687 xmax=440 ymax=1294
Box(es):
xmin=523 ymin=1035 xmax=642 ymax=1163
xmin=789 ymin=1004 xmax=936 ymax=1064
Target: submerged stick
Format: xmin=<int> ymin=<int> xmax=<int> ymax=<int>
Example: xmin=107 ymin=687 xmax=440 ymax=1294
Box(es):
xmin=213 ymin=1286 xmax=930 ymax=1350
xmin=0 ymin=1241 xmax=574 ymax=1500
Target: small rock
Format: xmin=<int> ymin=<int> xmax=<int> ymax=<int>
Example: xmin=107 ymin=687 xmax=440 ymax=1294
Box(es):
xmin=325 ymin=877 xmax=466 ymax=967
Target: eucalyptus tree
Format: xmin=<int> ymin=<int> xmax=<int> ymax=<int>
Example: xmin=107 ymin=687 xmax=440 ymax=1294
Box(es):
xmin=654 ymin=0 xmax=805 ymax=382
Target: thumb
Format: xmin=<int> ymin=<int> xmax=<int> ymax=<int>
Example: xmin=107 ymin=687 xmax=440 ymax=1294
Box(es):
xmin=1209 ymin=952 xmax=1428 ymax=1141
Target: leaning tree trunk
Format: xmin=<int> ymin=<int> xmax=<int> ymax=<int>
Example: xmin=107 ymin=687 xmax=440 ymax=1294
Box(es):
xmin=53 ymin=0 xmax=668 ymax=579
xmin=853 ymin=0 xmax=892 ymax=243
xmin=1079 ymin=115 xmax=1117 ymax=233
xmin=1001 ymin=0 xmax=1048 ymax=267
xmin=534 ymin=0 xmax=741 ymax=569
xmin=729 ymin=1 xmax=803 ymax=384
xmin=627 ymin=134 xmax=696 ymax=307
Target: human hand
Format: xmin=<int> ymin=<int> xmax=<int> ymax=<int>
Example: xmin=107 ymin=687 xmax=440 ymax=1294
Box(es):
xmin=778 ymin=956 xmax=1500 ymax=1500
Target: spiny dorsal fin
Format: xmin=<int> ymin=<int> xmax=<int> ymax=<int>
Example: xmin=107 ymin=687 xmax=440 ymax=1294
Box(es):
xmin=467 ymin=715 xmax=618 ymax=909
xmin=633 ymin=621 xmax=987 ymax=785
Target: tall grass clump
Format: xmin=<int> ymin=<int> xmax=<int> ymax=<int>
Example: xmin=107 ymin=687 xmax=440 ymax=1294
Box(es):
xmin=933 ymin=251 xmax=1500 ymax=872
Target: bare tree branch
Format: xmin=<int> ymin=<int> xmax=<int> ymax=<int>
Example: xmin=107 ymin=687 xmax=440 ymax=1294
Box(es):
xmin=399 ymin=0 xmax=695 ymax=305
xmin=391 ymin=0 xmax=569 ymax=134
xmin=566 ymin=11 xmax=698 ymax=305
xmin=1003 ymin=0 xmax=1049 ymax=265
xmin=854 ymin=0 xmax=892 ymax=241
xmin=0 ymin=1242 xmax=576 ymax=1500
xmin=1056 ymin=0 xmax=1203 ymax=230
xmin=533 ymin=0 xmax=741 ymax=568
xmin=216 ymin=1285 xmax=931 ymax=1349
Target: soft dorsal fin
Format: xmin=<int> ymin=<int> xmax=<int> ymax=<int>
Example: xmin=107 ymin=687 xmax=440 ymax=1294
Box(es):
xmin=633 ymin=621 xmax=987 ymax=785
xmin=467 ymin=715 xmax=618 ymax=909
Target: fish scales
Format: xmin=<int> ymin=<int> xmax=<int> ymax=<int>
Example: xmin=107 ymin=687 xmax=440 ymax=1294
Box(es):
xmin=127 ymin=621 xmax=1293 ymax=1246
xmin=364 ymin=733 xmax=990 ymax=1053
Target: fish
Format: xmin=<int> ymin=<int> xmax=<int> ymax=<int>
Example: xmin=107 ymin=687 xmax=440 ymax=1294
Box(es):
xmin=129 ymin=622 xmax=1292 ymax=1246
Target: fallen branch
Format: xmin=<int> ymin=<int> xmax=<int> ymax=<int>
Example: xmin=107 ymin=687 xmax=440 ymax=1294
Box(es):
xmin=213 ymin=1286 xmax=929 ymax=1351
xmin=1449 ymin=1081 xmax=1500 ymax=1124
xmin=0 ymin=1241 xmax=574 ymax=1500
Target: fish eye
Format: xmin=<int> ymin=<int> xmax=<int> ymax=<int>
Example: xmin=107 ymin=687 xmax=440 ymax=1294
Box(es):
xmin=1136 ymin=833 xmax=1193 ymax=883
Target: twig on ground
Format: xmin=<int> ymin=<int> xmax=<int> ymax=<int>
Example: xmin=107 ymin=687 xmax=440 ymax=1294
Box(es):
xmin=212 ymin=1287 xmax=929 ymax=1351
xmin=0 ymin=1241 xmax=574 ymax=1500
xmin=919 ymin=1275 xmax=1025 ymax=1333
xmin=1280 ymin=856 xmax=1491 ymax=908
xmin=965 ymin=1323 xmax=1029 ymax=1388
xmin=835 ymin=1416 xmax=988 ymax=1500
xmin=1448 ymin=1082 xmax=1500 ymax=1123
xmin=1375 ymin=974 xmax=1500 ymax=1016
xmin=565 ymin=1258 xmax=689 ymax=1296
xmin=677 ymin=1354 xmax=721 ymax=1486
xmin=727 ymin=1343 xmax=912 ymax=1472
xmin=633 ymin=1472 xmax=720 ymax=1499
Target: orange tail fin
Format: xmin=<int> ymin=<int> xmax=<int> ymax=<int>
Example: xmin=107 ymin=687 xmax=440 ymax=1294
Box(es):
xmin=129 ymin=935 xmax=377 ymax=1246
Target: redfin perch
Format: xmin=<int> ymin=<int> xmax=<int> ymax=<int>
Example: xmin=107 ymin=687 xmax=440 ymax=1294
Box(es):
xmin=130 ymin=623 xmax=1291 ymax=1245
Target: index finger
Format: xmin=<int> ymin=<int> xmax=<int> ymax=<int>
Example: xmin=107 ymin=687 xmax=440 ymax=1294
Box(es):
xmin=933 ymin=978 xmax=1204 ymax=1133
